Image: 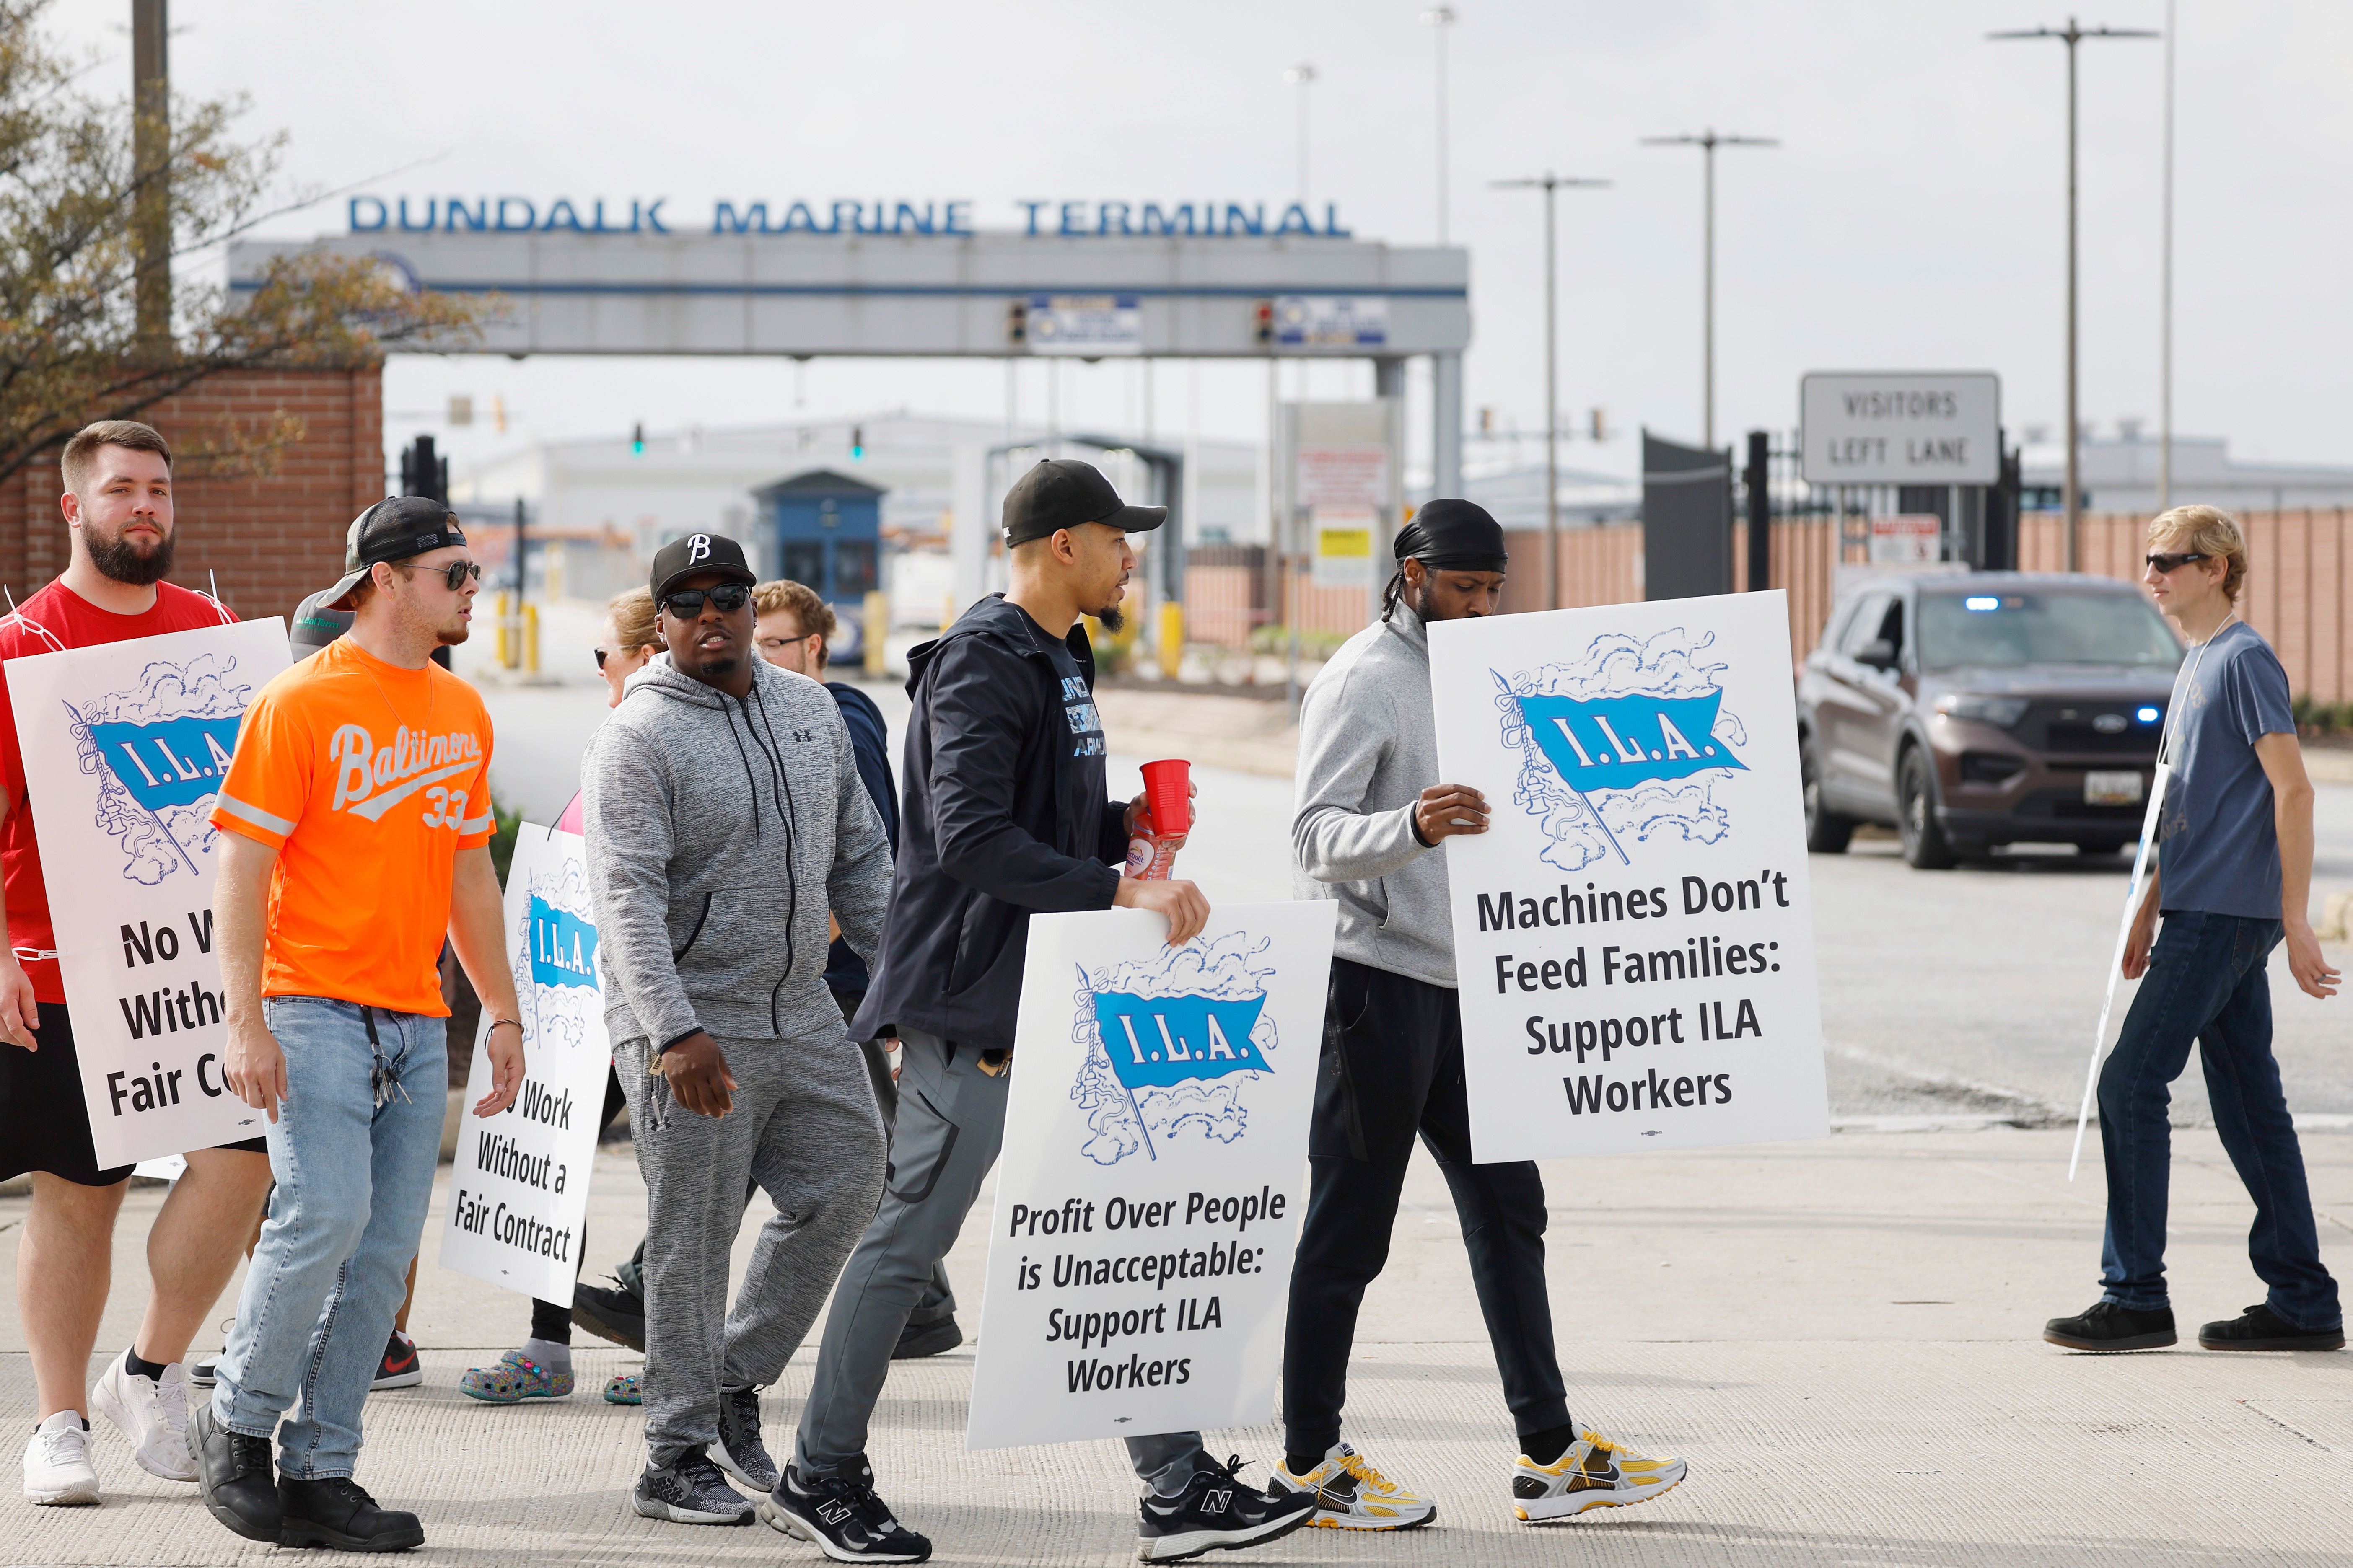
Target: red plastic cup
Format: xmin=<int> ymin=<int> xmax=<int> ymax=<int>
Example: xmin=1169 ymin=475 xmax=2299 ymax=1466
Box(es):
xmin=1140 ymin=758 xmax=1192 ymax=836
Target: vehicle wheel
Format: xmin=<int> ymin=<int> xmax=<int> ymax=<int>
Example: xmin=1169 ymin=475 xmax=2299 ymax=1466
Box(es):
xmin=1801 ymin=731 xmax=1853 ymax=854
xmin=1898 ymin=748 xmax=1958 ymax=870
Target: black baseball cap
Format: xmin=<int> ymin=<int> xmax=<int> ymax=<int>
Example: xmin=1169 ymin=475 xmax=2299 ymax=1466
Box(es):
xmin=649 ymin=531 xmax=757 ymax=605
xmin=323 ymin=495 xmax=469 ymax=610
xmin=1001 ymin=459 xmax=1167 ymax=549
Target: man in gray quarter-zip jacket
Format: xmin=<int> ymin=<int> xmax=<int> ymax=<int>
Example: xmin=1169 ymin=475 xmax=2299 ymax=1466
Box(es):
xmin=1275 ymin=500 xmax=1690 ymax=1532
xmin=580 ymin=533 xmax=894 ymax=1531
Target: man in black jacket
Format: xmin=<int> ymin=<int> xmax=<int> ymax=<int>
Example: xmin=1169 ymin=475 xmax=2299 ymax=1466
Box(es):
xmin=768 ymin=461 xmax=1315 ymax=1565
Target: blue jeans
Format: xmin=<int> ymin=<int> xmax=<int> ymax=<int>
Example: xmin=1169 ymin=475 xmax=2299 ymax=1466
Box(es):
xmin=211 ymin=998 xmax=446 ymax=1478
xmin=2096 ymin=912 xmax=2342 ymax=1330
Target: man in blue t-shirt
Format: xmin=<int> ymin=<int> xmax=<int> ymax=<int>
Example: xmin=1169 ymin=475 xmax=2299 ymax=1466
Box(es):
xmin=2045 ymin=507 xmax=2345 ymax=1353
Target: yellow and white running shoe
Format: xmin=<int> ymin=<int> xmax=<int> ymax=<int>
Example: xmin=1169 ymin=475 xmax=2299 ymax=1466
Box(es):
xmin=1270 ymin=1442 xmax=1436 ymax=1531
xmin=1511 ymin=1427 xmax=1687 ymax=1521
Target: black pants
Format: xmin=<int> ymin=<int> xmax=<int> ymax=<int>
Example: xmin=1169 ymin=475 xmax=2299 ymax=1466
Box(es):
xmin=1282 ymin=957 xmax=1569 ymax=1456
xmin=528 ymin=1067 xmax=632 ymax=1343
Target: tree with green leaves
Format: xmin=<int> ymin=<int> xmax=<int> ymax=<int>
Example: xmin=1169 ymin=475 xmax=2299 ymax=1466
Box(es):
xmin=0 ymin=0 xmax=481 ymax=485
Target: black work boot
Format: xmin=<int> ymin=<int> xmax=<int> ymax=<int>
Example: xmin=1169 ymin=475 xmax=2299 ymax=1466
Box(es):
xmin=188 ymin=1402 xmax=282 ymax=1542
xmin=2198 ymin=1302 xmax=2347 ymax=1352
xmin=2042 ymin=1299 xmax=2177 ymax=1351
xmin=277 ymin=1475 xmax=425 ymax=1552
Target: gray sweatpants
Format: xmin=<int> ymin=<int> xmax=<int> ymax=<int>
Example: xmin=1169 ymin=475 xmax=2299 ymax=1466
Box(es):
xmin=617 ymin=1030 xmax=886 ymax=1466
xmin=794 ymin=1027 xmax=1208 ymax=1493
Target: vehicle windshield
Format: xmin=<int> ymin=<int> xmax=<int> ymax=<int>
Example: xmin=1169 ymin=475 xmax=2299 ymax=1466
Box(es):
xmin=1916 ymin=591 xmax=2181 ymax=670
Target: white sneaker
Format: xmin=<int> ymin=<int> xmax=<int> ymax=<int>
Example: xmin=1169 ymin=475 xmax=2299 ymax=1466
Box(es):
xmin=91 ymin=1350 xmax=197 ymax=1483
xmin=23 ymin=1411 xmax=101 ymax=1505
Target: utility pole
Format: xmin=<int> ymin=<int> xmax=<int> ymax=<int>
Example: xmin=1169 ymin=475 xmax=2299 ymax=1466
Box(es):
xmin=1641 ymin=129 xmax=1776 ymax=450
xmin=2159 ymin=0 xmax=2175 ymax=510
xmin=131 ymin=0 xmax=169 ymax=353
xmin=1492 ymin=173 xmax=1610 ymax=610
xmin=1285 ymin=64 xmax=1316 ymax=204
xmin=1990 ymin=17 xmax=2158 ymax=571
xmin=1420 ymin=8 xmax=1455 ymax=243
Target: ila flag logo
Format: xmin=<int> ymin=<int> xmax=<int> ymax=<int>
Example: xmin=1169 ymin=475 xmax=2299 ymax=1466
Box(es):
xmin=1515 ymin=690 xmax=1747 ymax=793
xmin=528 ymin=897 xmax=598 ymax=991
xmin=1068 ymin=934 xmax=1284 ymax=1166
xmin=1091 ymin=991 xmax=1267 ymax=1092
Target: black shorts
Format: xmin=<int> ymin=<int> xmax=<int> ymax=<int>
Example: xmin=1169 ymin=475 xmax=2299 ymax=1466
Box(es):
xmin=0 ymin=1001 xmax=268 ymax=1187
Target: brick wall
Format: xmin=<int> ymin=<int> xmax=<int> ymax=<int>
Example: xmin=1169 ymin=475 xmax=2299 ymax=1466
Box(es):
xmin=0 ymin=366 xmax=385 ymax=628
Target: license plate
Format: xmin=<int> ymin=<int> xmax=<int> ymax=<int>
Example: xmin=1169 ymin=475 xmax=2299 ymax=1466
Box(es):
xmin=2086 ymin=771 xmax=2143 ymax=806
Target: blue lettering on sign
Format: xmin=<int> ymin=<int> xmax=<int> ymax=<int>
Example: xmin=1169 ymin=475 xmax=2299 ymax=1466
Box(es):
xmin=1516 ymin=691 xmax=1748 ymax=793
xmin=351 ymin=195 xmax=1348 ymax=239
xmin=528 ymin=897 xmax=599 ymax=990
xmin=87 ymin=716 xmax=243 ymax=811
xmin=1092 ymin=991 xmax=1267 ymax=1093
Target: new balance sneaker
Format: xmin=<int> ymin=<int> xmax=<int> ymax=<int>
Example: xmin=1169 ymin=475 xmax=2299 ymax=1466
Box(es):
xmin=633 ymin=1446 xmax=754 ymax=1526
xmin=23 ymin=1412 xmax=100 ymax=1506
xmin=1270 ymin=1442 xmax=1435 ymax=1531
xmin=1138 ymin=1455 xmax=1317 ymax=1563
xmin=1511 ymin=1428 xmax=1687 ymax=1522
xmin=2043 ymin=1300 xmax=2177 ymax=1352
xmin=277 ymin=1475 xmax=425 ymax=1552
xmin=760 ymin=1459 xmax=932 ymax=1562
xmin=713 ymin=1384 xmax=779 ymax=1494
xmin=91 ymin=1348 xmax=197 ymax=1481
xmin=370 ymin=1331 xmax=423 ymax=1391
xmin=2198 ymin=1302 xmax=2347 ymax=1352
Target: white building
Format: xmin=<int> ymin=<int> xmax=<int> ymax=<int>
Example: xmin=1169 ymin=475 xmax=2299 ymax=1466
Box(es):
xmin=2020 ymin=431 xmax=2353 ymax=516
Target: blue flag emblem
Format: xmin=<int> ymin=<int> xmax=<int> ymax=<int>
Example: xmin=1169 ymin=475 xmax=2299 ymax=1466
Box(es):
xmin=87 ymin=716 xmax=243 ymax=812
xmin=528 ymin=897 xmax=599 ymax=990
xmin=1091 ymin=991 xmax=1268 ymax=1093
xmin=1515 ymin=691 xmax=1746 ymax=793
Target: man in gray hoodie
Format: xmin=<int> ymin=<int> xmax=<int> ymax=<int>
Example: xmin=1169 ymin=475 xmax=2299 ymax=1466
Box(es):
xmin=581 ymin=532 xmax=896 ymax=1532
xmin=1276 ymin=500 xmax=1689 ymax=1529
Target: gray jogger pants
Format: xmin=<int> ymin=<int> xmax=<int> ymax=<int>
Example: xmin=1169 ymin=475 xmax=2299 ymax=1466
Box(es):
xmin=617 ymin=1030 xmax=886 ymax=1466
xmin=793 ymin=1027 xmax=1207 ymax=1492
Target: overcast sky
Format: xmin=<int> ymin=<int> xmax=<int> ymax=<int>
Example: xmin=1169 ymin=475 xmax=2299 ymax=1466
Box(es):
xmin=48 ymin=0 xmax=2353 ymax=486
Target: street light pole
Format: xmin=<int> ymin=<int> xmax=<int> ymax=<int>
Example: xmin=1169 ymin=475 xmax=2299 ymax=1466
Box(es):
xmin=1493 ymin=173 xmax=1610 ymax=611
xmin=1285 ymin=63 xmax=1316 ymax=205
xmin=2159 ymin=0 xmax=2175 ymax=510
xmin=1421 ymin=8 xmax=1455 ymax=243
xmin=1991 ymin=18 xmax=2158 ymax=572
xmin=1641 ymin=130 xmax=1776 ymax=450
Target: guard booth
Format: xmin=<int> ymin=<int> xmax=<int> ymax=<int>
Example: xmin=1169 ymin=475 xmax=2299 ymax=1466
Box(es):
xmin=754 ymin=468 xmax=885 ymax=658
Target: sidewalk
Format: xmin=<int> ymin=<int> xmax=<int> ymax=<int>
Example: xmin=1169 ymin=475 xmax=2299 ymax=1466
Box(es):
xmin=5 ymin=1126 xmax=2348 ymax=1564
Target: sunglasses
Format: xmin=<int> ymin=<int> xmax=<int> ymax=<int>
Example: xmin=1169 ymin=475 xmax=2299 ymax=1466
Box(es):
xmin=661 ymin=584 xmax=751 ymax=617
xmin=2145 ymin=551 xmax=2210 ymax=573
xmin=396 ymin=559 xmax=482 ymax=591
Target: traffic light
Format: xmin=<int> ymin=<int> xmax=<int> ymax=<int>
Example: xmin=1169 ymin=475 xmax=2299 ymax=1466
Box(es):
xmin=1006 ymin=298 xmax=1028 ymax=346
xmin=630 ymin=422 xmax=644 ymax=457
xmin=850 ymin=424 xmax=865 ymax=461
xmin=1253 ymin=298 xmax=1273 ymax=347
xmin=1589 ymin=407 xmax=1610 ymax=442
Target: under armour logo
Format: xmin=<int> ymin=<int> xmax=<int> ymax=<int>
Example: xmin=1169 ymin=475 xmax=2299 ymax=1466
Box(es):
xmin=687 ymin=534 xmax=711 ymax=564
xmin=792 ymin=729 xmax=814 ymax=743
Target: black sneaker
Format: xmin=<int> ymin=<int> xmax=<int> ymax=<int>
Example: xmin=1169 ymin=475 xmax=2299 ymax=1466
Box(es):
xmin=370 ymin=1331 xmax=423 ymax=1391
xmin=633 ymin=1446 xmax=754 ymax=1526
xmin=2198 ymin=1302 xmax=2347 ymax=1352
xmin=277 ymin=1476 xmax=425 ymax=1552
xmin=1137 ymin=1455 xmax=1317 ymax=1563
xmin=187 ymin=1356 xmax=219 ymax=1389
xmin=713 ymin=1384 xmax=779 ymax=1494
xmin=188 ymin=1402 xmax=282 ymax=1542
xmin=760 ymin=1459 xmax=932 ymax=1562
xmin=891 ymin=1316 xmax=963 ymax=1360
xmin=571 ymin=1281 xmax=648 ymax=1353
xmin=2043 ymin=1300 xmax=2177 ymax=1351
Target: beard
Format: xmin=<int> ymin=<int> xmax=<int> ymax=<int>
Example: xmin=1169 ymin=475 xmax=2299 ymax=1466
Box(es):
xmin=85 ymin=523 xmax=175 ymax=586
xmin=1093 ymin=603 xmax=1125 ymax=634
xmin=436 ymin=620 xmax=471 ymax=647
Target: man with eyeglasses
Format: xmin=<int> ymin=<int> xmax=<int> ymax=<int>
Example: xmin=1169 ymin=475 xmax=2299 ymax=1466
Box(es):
xmin=191 ymin=496 xmax=527 ymax=1550
xmin=581 ymin=534 xmax=895 ymax=1529
xmin=2044 ymin=505 xmax=2344 ymax=1355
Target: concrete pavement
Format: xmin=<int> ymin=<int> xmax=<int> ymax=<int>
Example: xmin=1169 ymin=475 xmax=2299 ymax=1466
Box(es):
xmin=6 ymin=1125 xmax=2348 ymax=1564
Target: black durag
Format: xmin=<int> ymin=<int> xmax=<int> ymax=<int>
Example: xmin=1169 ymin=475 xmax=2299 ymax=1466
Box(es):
xmin=1383 ymin=497 xmax=1509 ymax=620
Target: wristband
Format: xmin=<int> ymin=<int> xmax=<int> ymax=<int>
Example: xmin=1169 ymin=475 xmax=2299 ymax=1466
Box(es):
xmin=487 ymin=1017 xmax=523 ymax=1035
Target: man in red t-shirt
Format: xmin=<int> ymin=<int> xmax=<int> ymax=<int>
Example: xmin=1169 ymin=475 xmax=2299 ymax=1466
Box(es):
xmin=1 ymin=422 xmax=276 ymax=1507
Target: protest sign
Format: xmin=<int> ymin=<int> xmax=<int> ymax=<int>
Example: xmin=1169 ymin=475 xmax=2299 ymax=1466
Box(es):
xmin=438 ymin=824 xmax=610 ymax=1305
xmin=6 ymin=620 xmax=287 ymax=1167
xmin=966 ymin=901 xmax=1335 ymax=1452
xmin=1427 ymin=591 xmax=1829 ymax=1162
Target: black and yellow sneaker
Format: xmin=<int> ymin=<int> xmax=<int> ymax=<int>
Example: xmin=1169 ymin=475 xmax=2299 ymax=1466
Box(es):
xmin=1511 ymin=1428 xmax=1687 ymax=1522
xmin=1269 ymin=1442 xmax=1436 ymax=1530
xmin=1136 ymin=1455 xmax=1316 ymax=1563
